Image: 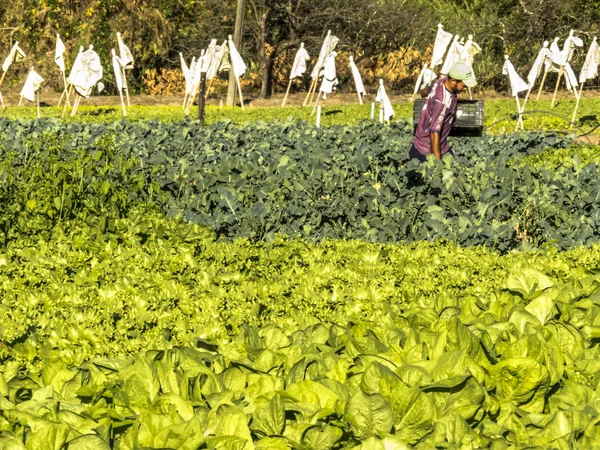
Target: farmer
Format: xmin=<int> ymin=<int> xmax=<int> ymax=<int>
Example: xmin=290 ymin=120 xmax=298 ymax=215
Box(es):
xmin=410 ymin=62 xmax=477 ymax=161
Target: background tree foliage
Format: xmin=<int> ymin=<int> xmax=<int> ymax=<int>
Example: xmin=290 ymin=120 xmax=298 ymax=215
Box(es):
xmin=0 ymin=0 xmax=599 ymax=96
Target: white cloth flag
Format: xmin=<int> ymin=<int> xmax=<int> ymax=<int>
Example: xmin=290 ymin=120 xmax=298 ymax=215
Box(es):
xmin=67 ymin=46 xmax=84 ymax=85
xmin=376 ymin=79 xmax=394 ymax=120
xmin=2 ymin=42 xmax=26 ymax=72
xmin=180 ymin=53 xmax=192 ymax=94
xmin=206 ymin=41 xmax=227 ymax=80
xmin=413 ymin=64 xmax=437 ymax=95
xmin=289 ymin=44 xmax=310 ymax=80
xmin=20 ymin=68 xmax=44 ymax=102
xmin=187 ymin=57 xmax=197 ymax=95
xmin=548 ymin=36 xmax=579 ymax=92
xmin=562 ymin=30 xmax=583 ymax=64
xmin=527 ymin=42 xmax=551 ymax=86
xmin=202 ymin=40 xmax=218 ymax=74
xmin=549 ymin=38 xmax=562 ymax=68
xmin=431 ymin=24 xmax=453 ymax=68
xmin=349 ymin=56 xmax=365 ymax=95
xmin=228 ymin=36 xmax=246 ymax=78
xmin=563 ymin=64 xmax=578 ymax=91
xmin=580 ymin=37 xmax=600 ymax=83
xmin=55 ymin=34 xmax=66 ymax=72
xmin=69 ymin=46 xmax=103 ymax=97
xmin=440 ymin=36 xmax=464 ymax=75
xmin=502 ymin=56 xmax=529 ymax=97
xmin=319 ymin=51 xmax=337 ymax=94
xmin=112 ymin=50 xmax=124 ymax=90
xmin=459 ymin=35 xmax=481 ymax=66
xmin=191 ymin=51 xmax=205 ymax=89
xmin=218 ymin=41 xmax=231 ymax=73
xmin=310 ymin=31 xmax=339 ymax=80
xmin=117 ymin=33 xmax=134 ymax=69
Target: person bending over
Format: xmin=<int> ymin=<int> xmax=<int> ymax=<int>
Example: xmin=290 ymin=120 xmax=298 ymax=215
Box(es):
xmin=410 ymin=62 xmax=477 ymax=161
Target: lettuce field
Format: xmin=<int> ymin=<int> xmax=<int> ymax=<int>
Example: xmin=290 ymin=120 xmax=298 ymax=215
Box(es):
xmin=1 ymin=112 xmax=600 ymax=449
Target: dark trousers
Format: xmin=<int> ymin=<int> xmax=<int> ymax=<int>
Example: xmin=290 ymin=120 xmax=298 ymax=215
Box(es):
xmin=409 ymin=143 xmax=428 ymax=162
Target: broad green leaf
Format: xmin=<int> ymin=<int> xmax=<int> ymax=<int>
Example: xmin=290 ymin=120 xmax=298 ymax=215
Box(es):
xmin=64 ymin=435 xmax=110 ymax=450
xmin=301 ymin=424 xmax=342 ymax=450
xmin=524 ymin=293 xmax=555 ymax=325
xmin=345 ymin=391 xmax=393 ymax=439
xmin=491 ymin=358 xmax=550 ymax=413
xmin=386 ymin=386 xmax=435 ymax=444
xmin=351 ymin=436 xmax=409 ymax=450
xmin=24 ymin=418 xmax=69 ymax=450
xmin=506 ymin=269 xmax=553 ymax=298
xmin=119 ymin=356 xmax=160 ymax=413
xmin=0 ymin=434 xmax=26 ymax=450
xmin=255 ymin=437 xmax=291 ymax=450
xmin=209 ymin=404 xmax=254 ymax=449
xmin=251 ymin=394 xmax=285 ymax=437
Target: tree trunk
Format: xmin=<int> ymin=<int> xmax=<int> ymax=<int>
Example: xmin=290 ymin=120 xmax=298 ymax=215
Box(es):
xmin=260 ymin=57 xmax=275 ymax=98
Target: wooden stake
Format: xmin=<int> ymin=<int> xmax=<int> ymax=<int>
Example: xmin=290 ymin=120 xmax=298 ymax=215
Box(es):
xmin=311 ymin=90 xmax=322 ymax=116
xmin=198 ymin=71 xmax=207 ymax=126
xmin=307 ymin=79 xmax=319 ymax=108
xmin=70 ymin=95 xmax=82 ymax=117
xmin=118 ymin=83 xmax=127 ymax=117
xmin=282 ymin=79 xmax=293 ymax=107
xmin=58 ymin=71 xmax=70 ymax=107
xmin=571 ymin=83 xmax=585 ymax=126
xmin=316 ymin=105 xmax=322 ymax=128
xmin=515 ymin=95 xmax=524 ymax=131
xmin=36 ymin=90 xmax=40 ymax=119
xmin=63 ymin=70 xmax=70 ymax=106
xmin=0 ymin=71 xmax=7 ymax=109
xmin=235 ymin=76 xmax=244 ymax=111
xmin=65 ymin=84 xmax=73 ymax=109
xmin=122 ymin=67 xmax=131 ymax=107
xmin=205 ymin=78 xmax=214 ymax=99
xmin=357 ymin=91 xmax=363 ymax=105
xmin=536 ymin=68 xmax=548 ymax=101
xmin=370 ymin=102 xmax=375 ymax=120
xmin=551 ymin=68 xmax=563 ymax=108
xmin=57 ymin=87 xmax=66 ymax=108
xmin=468 ymin=86 xmax=472 ymax=100
xmin=18 ymin=96 xmax=23 ymax=107
xmin=303 ymin=78 xmax=317 ymax=106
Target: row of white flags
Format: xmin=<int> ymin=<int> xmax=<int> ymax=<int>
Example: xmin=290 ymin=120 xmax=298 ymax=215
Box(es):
xmin=503 ymin=30 xmax=598 ymax=99
xmin=1 ymin=33 xmax=135 ymax=106
xmin=180 ymin=35 xmax=246 ymax=99
xmin=413 ymin=24 xmax=482 ymax=97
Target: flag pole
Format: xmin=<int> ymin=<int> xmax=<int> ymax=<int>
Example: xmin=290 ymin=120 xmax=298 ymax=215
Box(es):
xmin=61 ymin=91 xmax=70 ymax=118
xmin=307 ymin=80 xmax=319 ymax=108
xmin=410 ymin=65 xmax=424 ymax=103
xmin=122 ymin=67 xmax=131 ymax=106
xmin=515 ymin=95 xmax=524 ymax=131
xmin=0 ymin=71 xmax=8 ymax=109
xmin=235 ymin=76 xmax=244 ymax=111
xmin=302 ymin=79 xmax=315 ymax=106
xmin=205 ymin=78 xmax=214 ymax=99
xmin=65 ymin=84 xmax=73 ymax=108
xmin=571 ymin=83 xmax=584 ymax=126
xmin=536 ymin=68 xmax=548 ymax=101
xmin=71 ymin=95 xmax=82 ymax=117
xmin=551 ymin=68 xmax=563 ymax=108
xmin=311 ymin=89 xmax=322 ymax=115
xmin=118 ymin=82 xmax=127 ymax=117
xmin=282 ymin=79 xmax=293 ymax=107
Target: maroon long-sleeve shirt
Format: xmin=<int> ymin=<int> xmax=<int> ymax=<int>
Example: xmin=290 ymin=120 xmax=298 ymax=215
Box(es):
xmin=412 ymin=77 xmax=457 ymax=156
